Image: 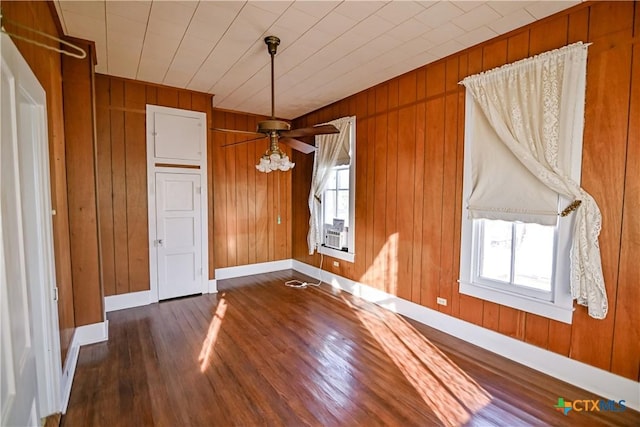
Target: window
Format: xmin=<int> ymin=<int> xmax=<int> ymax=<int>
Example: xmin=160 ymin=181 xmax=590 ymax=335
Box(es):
xmin=459 ymin=98 xmax=577 ymax=324
xmin=458 ymin=42 xmax=607 ymax=322
xmin=475 ymin=220 xmax=555 ymax=300
xmin=461 ymin=206 xmax=575 ymax=325
xmin=322 ymin=166 xmax=350 ymax=229
xmin=318 ymin=117 xmax=355 ymax=262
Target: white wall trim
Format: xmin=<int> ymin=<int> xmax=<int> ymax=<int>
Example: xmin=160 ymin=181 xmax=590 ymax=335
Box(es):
xmin=208 ymin=279 xmax=218 ymax=294
xmin=105 ymin=290 xmax=152 ymax=312
xmin=292 ymin=260 xmax=640 ymax=411
xmin=215 ymin=259 xmax=293 ymax=280
xmin=60 ymin=321 xmax=109 ymax=414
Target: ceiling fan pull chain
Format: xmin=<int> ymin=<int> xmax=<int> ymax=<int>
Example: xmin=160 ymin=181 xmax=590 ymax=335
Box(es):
xmin=277 ymin=174 xmax=282 ymax=225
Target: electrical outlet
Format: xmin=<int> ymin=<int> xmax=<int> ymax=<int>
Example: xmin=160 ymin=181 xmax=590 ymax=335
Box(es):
xmin=333 ymin=261 xmax=339 ymax=267
xmin=436 ymin=297 xmax=447 ymax=306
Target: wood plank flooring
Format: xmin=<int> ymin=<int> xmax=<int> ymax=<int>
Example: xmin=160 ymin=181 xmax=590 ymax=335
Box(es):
xmin=62 ymin=271 xmax=639 ymax=426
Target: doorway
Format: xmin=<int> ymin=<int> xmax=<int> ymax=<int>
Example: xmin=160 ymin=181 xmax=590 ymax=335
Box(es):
xmin=146 ymin=105 xmax=208 ymax=301
xmin=154 ymin=171 xmax=203 ymax=300
xmin=1 ymin=32 xmax=62 ymax=425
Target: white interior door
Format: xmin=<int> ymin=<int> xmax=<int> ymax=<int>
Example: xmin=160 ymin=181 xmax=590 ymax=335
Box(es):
xmin=1 ymin=101 xmax=39 ymax=427
xmin=155 ymin=172 xmax=202 ymax=300
xmin=1 ymin=32 xmax=61 ymax=424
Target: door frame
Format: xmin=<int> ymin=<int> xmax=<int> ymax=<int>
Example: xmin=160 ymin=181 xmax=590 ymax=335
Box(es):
xmin=146 ymin=105 xmax=208 ymax=302
xmin=1 ymin=32 xmax=62 ymax=418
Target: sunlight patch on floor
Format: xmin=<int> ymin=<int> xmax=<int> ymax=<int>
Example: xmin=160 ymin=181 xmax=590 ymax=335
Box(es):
xmin=198 ymin=295 xmax=228 ymax=373
xmin=343 ymin=295 xmax=492 ymax=426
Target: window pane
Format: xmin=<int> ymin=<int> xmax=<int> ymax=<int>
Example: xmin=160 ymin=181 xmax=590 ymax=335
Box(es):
xmin=513 ymin=223 xmax=554 ymax=291
xmin=336 ymin=190 xmax=349 ymax=226
xmin=337 ymin=168 xmax=350 ymax=189
xmin=324 ymin=190 xmax=336 ymax=224
xmin=479 ymin=220 xmax=512 ymax=283
xmin=327 ymin=170 xmax=337 ymax=189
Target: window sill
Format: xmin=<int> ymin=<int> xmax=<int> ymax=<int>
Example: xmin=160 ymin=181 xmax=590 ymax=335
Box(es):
xmin=459 ymin=280 xmax=574 ymax=324
xmin=319 ymin=245 xmax=355 ymax=263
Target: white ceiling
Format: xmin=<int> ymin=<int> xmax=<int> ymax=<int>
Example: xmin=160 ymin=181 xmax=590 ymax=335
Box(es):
xmin=54 ymin=1 xmax=580 ymax=119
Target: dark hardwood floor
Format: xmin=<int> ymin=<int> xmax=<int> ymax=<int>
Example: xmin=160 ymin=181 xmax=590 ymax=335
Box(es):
xmin=62 ymin=270 xmax=639 ymax=426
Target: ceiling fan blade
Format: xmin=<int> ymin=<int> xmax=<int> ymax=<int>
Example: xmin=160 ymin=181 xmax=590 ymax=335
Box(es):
xmin=280 ymin=137 xmax=316 ymax=154
xmin=221 ymin=135 xmax=267 ymax=148
xmin=280 ymin=124 xmax=339 ymax=138
xmin=211 ymin=127 xmax=264 ymax=136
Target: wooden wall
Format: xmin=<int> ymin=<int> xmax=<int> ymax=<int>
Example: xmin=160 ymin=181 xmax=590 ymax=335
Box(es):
xmin=292 ymin=1 xmax=639 ymax=381
xmin=95 ymin=75 xmax=292 ymax=295
xmin=211 ymin=111 xmax=293 ymax=270
xmin=1 ymin=0 xmax=76 ymax=361
xmin=95 ymin=75 xmax=209 ymax=295
xmin=62 ymin=40 xmax=103 ymax=326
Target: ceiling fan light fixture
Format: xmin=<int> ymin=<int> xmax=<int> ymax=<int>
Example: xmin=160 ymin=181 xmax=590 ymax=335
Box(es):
xmin=256 ymin=149 xmax=294 ymax=173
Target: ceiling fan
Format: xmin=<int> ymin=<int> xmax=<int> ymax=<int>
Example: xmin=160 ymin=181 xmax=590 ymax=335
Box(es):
xmin=212 ymin=36 xmax=339 ymax=172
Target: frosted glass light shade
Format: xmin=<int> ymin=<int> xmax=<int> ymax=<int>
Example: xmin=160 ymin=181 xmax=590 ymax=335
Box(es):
xmin=256 ymin=150 xmax=294 ymax=173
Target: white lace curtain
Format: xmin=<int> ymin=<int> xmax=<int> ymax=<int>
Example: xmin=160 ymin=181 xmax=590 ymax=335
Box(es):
xmin=307 ymin=117 xmax=352 ymax=254
xmin=461 ymin=42 xmax=608 ymax=319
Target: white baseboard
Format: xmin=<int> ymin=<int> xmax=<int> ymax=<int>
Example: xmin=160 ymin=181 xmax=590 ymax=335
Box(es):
xmin=215 ymin=259 xmax=293 ymax=280
xmin=292 ymin=260 xmax=640 ymax=411
xmin=60 ymin=321 xmax=109 ymax=413
xmin=60 ymin=342 xmax=78 ymax=415
xmin=105 ymin=290 xmax=152 ymax=312
xmin=208 ymin=279 xmax=218 ymax=293
xmin=74 ymin=321 xmax=109 ymax=346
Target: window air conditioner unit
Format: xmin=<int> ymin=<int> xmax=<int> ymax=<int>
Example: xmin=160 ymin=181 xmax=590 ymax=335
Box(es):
xmin=324 ymin=228 xmax=347 ymax=250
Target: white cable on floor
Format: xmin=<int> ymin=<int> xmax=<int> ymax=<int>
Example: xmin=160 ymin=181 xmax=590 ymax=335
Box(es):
xmin=284 ymin=254 xmax=324 ymax=289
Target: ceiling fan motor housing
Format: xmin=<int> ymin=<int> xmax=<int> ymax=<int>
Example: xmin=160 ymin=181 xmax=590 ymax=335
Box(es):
xmin=257 ymin=119 xmax=290 ymax=134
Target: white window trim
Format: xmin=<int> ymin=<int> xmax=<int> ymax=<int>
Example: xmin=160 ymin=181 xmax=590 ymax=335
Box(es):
xmin=459 ymin=95 xmax=581 ymax=324
xmin=319 ymin=116 xmax=356 ymax=263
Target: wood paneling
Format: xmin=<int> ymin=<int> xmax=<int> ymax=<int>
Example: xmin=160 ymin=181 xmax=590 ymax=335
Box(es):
xmin=439 ymin=58 xmax=459 ymax=317
xmin=610 ymin=1 xmax=640 ymax=381
xmin=62 ymin=41 xmax=103 ymax=326
xmin=109 ymin=80 xmax=130 ymax=295
xmin=96 ymin=77 xmax=291 ymax=295
xmin=291 ymin=1 xmax=640 ymax=380
xmin=569 ymin=1 xmax=634 ymax=371
xmin=95 ymin=76 xmax=207 ymax=295
xmin=95 ymin=77 xmax=115 ymax=297
xmin=225 ymin=115 xmax=238 ymax=266
xmin=210 ymin=110 xmax=292 ymax=269
xmin=124 ymin=81 xmax=148 ymax=292
xmin=1 ymin=0 xmax=76 ymax=361
xmin=396 ymin=104 xmax=415 ymax=301
xmin=411 ymin=100 xmax=426 ymax=305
